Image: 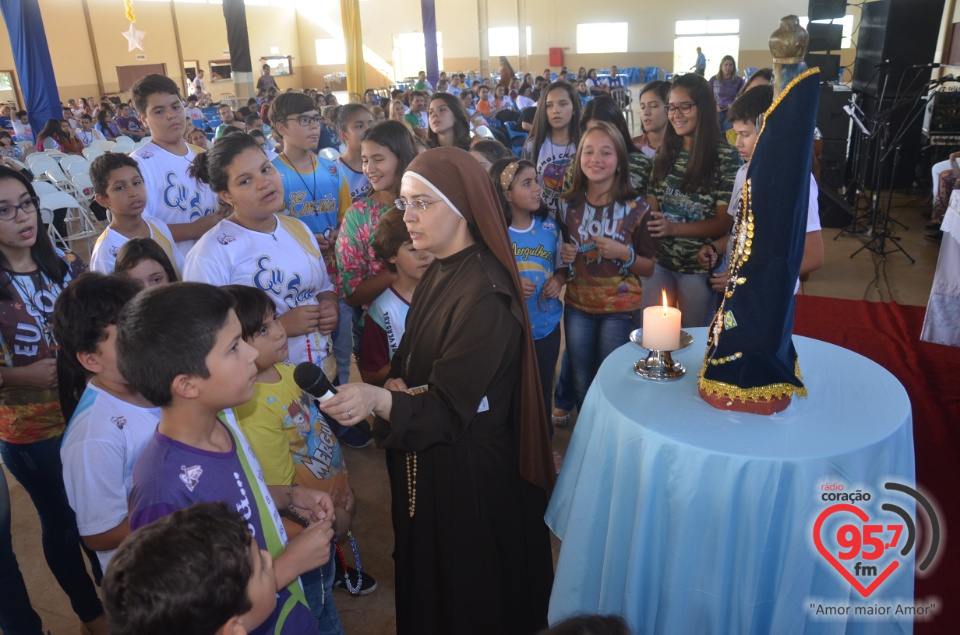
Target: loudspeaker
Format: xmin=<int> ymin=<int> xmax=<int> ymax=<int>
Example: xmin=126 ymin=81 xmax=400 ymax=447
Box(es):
xmin=851 ymin=0 xmax=945 ymax=97
xmin=807 ymin=23 xmax=843 ymax=52
xmin=818 ymin=184 xmax=855 ymax=228
xmin=806 ymin=53 xmax=841 ymax=84
xmin=809 ymin=0 xmax=847 ymax=21
xmin=818 ymin=84 xmax=852 ymax=140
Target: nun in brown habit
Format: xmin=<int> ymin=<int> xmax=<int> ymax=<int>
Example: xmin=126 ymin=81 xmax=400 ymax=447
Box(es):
xmin=319 ymin=146 xmax=556 ymax=634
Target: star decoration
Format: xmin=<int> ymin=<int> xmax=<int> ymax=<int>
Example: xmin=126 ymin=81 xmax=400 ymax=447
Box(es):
xmin=122 ymin=22 xmax=146 ymax=52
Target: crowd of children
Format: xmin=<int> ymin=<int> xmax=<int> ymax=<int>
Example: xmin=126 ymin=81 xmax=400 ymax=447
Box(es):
xmin=0 ymin=60 xmax=827 ymax=635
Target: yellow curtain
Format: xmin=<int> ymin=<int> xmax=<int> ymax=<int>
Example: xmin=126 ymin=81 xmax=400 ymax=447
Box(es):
xmin=340 ymin=0 xmax=365 ymax=101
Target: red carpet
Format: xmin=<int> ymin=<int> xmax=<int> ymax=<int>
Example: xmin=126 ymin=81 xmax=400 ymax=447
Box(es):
xmin=794 ymin=296 xmax=960 ymax=634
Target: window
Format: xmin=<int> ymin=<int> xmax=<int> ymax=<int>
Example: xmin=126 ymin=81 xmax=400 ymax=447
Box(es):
xmin=393 ymin=32 xmax=444 ymax=81
xmin=576 ymin=23 xmax=628 ymax=54
xmin=488 ymin=26 xmax=533 ymax=57
xmin=675 ymin=19 xmax=740 ymax=35
xmin=315 ymin=38 xmax=346 ymax=66
xmin=799 ymin=15 xmax=855 ymax=49
xmin=673 ymin=19 xmax=740 ymax=75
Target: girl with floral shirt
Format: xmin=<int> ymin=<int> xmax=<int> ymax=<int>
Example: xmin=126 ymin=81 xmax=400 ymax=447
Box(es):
xmin=336 ymin=121 xmax=418 ymax=351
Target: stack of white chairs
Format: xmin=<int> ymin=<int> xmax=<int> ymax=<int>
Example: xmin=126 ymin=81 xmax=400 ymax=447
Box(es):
xmin=60 ymin=157 xmax=96 ymax=206
xmin=60 ymin=155 xmax=90 ymax=177
xmin=82 ymin=148 xmax=106 ymax=163
xmin=82 ymin=140 xmax=114 ymax=159
xmin=112 ymin=136 xmax=135 ymax=153
xmin=26 ymin=153 xmax=78 ymax=197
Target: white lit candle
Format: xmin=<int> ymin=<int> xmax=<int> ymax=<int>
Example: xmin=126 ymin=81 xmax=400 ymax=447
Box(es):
xmin=642 ymin=290 xmax=682 ymax=350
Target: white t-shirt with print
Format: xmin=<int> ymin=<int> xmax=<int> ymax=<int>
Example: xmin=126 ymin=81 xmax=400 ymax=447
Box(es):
xmin=182 ymin=215 xmax=337 ymax=378
xmin=89 ymin=214 xmax=185 ymax=276
xmin=523 ymin=135 xmax=576 ymax=219
xmin=60 ymin=383 xmax=160 ymax=571
xmin=130 ymin=141 xmax=219 ymax=257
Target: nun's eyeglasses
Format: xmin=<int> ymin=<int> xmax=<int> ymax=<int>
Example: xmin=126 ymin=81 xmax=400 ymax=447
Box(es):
xmin=395 ymin=198 xmax=441 ymax=212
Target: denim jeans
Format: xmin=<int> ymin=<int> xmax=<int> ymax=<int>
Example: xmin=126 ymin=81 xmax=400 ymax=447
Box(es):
xmin=563 ymin=306 xmax=639 ymax=411
xmin=0 ymin=467 xmax=44 ymax=635
xmin=331 ymin=298 xmax=354 ymax=386
xmin=552 ymin=349 xmax=577 ymax=413
xmin=640 ymin=262 xmax=718 ymax=328
xmin=0 ymin=436 xmax=103 ymax=625
xmin=301 ymin=542 xmax=344 ymax=635
xmin=533 ymin=325 xmax=561 ymax=437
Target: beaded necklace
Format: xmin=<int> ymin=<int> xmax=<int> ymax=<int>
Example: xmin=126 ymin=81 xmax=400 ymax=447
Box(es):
xmin=705 ymin=178 xmax=753 ymax=363
xmin=333 ymin=531 xmax=365 ymax=594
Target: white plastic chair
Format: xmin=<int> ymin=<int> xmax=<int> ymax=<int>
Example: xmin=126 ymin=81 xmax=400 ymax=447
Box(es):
xmin=60 ymin=155 xmax=90 ymax=176
xmin=26 ymin=152 xmax=60 ymax=175
xmin=318 ymin=147 xmax=341 ymax=161
xmin=71 ymin=172 xmax=96 ymax=205
xmin=39 ymin=205 xmax=66 ymax=246
xmin=85 ymin=140 xmax=115 ymax=155
xmin=26 ymin=153 xmax=78 ymax=196
xmin=82 ymin=148 xmax=106 ymax=163
xmin=133 ymin=136 xmax=152 ymax=151
xmin=474 ymin=125 xmax=495 ymax=140
xmin=31 ymin=181 xmax=60 ymax=196
xmin=41 ymin=150 xmax=67 ymax=163
xmin=112 ymin=136 xmax=135 ymax=153
xmin=38 ymin=190 xmax=101 ymax=251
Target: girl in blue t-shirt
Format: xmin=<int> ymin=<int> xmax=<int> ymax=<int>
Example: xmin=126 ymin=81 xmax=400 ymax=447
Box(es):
xmin=491 ymin=157 xmax=568 ymax=434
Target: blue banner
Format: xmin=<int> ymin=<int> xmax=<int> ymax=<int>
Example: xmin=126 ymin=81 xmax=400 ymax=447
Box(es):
xmin=420 ymin=0 xmax=439 ymax=87
xmin=0 ymin=0 xmax=62 ymax=142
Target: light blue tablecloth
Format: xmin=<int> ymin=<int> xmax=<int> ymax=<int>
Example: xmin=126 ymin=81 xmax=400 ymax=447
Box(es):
xmin=546 ymin=329 xmax=915 ymax=634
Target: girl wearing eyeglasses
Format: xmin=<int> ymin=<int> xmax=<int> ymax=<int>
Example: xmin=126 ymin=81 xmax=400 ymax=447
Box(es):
xmin=646 ymin=73 xmax=741 ymax=327
xmin=0 ymin=166 xmax=106 ymax=634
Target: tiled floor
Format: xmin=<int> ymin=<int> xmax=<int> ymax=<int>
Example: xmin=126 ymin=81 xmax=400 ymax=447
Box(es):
xmin=3 ymin=93 xmax=944 ymax=634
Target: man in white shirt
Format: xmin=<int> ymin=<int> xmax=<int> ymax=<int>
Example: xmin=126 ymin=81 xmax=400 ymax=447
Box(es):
xmin=447 ymin=74 xmax=463 ymax=97
xmin=192 ymin=70 xmax=210 ymax=100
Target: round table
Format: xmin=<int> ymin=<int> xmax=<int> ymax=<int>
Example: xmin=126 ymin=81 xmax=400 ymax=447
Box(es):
xmin=545 ymin=328 xmax=915 ymax=634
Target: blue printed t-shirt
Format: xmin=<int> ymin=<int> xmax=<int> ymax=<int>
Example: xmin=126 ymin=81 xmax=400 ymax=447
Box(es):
xmin=510 ymin=216 xmax=562 ymax=339
xmin=128 ymin=420 xmax=317 ymax=635
xmin=337 ymin=157 xmax=372 ymax=202
xmin=272 ymin=154 xmax=351 ymax=278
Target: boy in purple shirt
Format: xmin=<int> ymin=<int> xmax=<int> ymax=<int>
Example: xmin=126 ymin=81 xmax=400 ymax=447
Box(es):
xmin=118 ymin=283 xmax=335 ymax=635
xmin=113 ymin=104 xmax=145 ymax=141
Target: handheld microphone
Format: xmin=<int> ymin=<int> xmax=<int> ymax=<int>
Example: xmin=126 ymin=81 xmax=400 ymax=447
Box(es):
xmin=293 ymin=362 xmax=338 ymax=403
